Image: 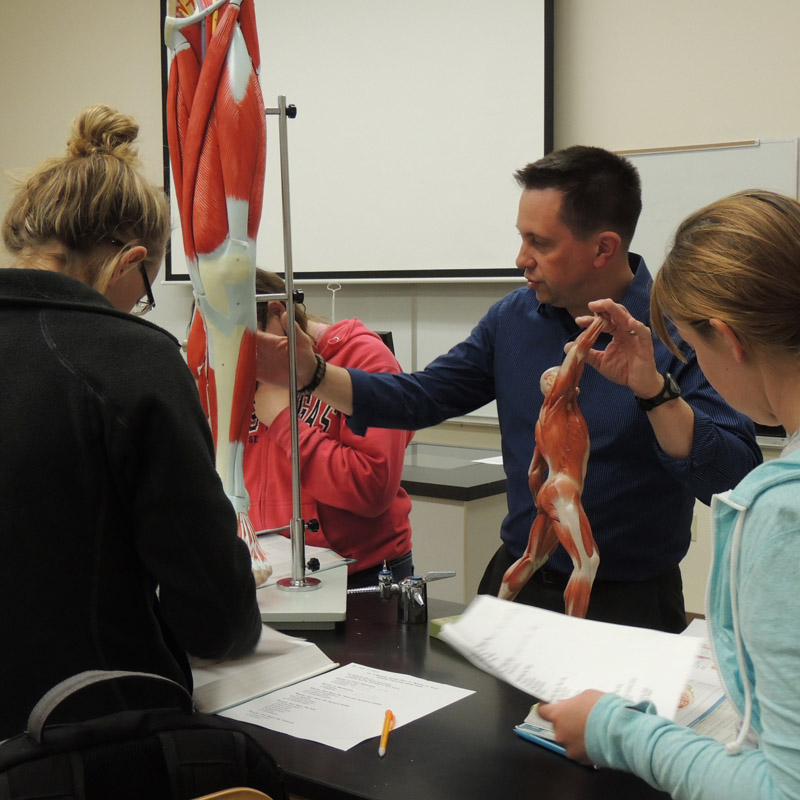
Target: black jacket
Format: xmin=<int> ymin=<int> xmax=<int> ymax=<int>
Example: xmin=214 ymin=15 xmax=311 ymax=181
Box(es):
xmin=0 ymin=269 xmax=261 ymax=738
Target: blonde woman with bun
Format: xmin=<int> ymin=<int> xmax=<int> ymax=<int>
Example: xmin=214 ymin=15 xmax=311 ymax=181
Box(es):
xmin=0 ymin=105 xmax=261 ymax=739
xmin=539 ymin=190 xmax=800 ymax=800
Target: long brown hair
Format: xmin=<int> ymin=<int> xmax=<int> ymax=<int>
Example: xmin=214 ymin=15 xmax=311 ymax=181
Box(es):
xmin=651 ymin=190 xmax=800 ymax=360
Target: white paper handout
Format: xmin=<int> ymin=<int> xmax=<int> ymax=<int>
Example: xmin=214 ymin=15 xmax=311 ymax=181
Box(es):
xmin=220 ymin=662 xmax=474 ymax=751
xmin=191 ymin=625 xmax=337 ymax=713
xmin=440 ymin=595 xmax=700 ymax=719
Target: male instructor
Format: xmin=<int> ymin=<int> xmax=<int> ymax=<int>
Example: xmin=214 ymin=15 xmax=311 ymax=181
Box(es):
xmin=257 ymin=146 xmax=761 ymax=632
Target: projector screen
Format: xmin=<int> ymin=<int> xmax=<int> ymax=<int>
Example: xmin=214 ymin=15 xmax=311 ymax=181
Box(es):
xmin=163 ymin=0 xmax=553 ymax=281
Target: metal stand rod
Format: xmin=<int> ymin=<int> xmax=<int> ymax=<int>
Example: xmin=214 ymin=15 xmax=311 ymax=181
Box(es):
xmin=266 ymin=95 xmax=320 ymax=592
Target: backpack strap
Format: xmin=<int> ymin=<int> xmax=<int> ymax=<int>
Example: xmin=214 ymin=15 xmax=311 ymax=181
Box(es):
xmin=27 ymin=670 xmax=193 ymax=744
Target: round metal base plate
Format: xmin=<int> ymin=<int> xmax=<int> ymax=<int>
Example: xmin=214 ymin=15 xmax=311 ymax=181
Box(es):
xmin=276 ymin=576 xmax=323 ymax=592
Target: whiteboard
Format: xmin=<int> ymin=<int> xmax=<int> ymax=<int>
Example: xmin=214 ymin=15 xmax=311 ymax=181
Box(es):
xmin=625 ymin=139 xmax=799 ymax=272
xmin=165 ymin=0 xmax=552 ymax=281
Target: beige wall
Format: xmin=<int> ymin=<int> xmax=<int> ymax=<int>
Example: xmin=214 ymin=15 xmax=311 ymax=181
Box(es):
xmin=0 ymin=0 xmax=164 ymax=225
xmin=553 ymin=0 xmax=800 ymax=149
xmin=0 ymin=0 xmax=190 ymax=331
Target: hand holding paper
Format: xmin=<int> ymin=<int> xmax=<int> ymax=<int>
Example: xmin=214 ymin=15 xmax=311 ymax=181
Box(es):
xmin=440 ymin=595 xmax=700 ymax=717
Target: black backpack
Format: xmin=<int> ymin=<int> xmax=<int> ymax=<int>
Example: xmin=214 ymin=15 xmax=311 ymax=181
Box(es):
xmin=0 ymin=670 xmax=288 ymax=800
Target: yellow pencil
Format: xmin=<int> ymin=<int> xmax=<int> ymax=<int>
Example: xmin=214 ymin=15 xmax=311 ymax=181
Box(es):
xmin=378 ymin=709 xmax=396 ymax=757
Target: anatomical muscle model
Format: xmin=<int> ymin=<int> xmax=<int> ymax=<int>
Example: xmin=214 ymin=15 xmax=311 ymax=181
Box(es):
xmin=165 ymin=0 xmax=271 ymax=584
xmin=499 ymin=315 xmax=605 ymax=616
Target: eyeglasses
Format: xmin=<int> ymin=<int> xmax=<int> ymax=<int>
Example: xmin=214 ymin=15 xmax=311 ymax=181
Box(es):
xmin=105 ymin=236 xmax=156 ymax=316
xmin=132 ymin=262 xmax=156 ymax=316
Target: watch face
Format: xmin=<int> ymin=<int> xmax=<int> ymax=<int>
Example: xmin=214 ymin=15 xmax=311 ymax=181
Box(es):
xmin=664 ymin=373 xmax=681 ymax=399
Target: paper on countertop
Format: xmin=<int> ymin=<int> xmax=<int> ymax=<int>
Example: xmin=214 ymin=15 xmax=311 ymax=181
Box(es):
xmin=256 ymin=532 xmax=348 ymax=587
xmin=192 ymin=625 xmax=315 ymax=685
xmin=471 ymin=455 xmax=504 ymax=465
xmin=440 ymin=595 xmax=700 ymax=719
xmin=219 ymin=662 xmax=474 ymax=751
xmin=191 ymin=624 xmax=337 ymax=713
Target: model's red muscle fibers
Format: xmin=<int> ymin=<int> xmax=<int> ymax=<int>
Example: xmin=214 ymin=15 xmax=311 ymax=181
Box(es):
xmin=500 ymin=315 xmax=605 ymax=616
xmin=165 ymin=0 xmax=271 ymax=583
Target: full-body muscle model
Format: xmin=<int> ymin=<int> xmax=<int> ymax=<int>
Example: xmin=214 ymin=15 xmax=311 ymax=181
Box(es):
xmin=500 ymin=315 xmax=605 ymax=616
xmin=165 ymin=0 xmax=271 ymax=583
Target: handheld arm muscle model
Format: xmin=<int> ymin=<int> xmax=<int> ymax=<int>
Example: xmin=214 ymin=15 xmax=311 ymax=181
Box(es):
xmin=165 ymin=0 xmax=271 ymax=584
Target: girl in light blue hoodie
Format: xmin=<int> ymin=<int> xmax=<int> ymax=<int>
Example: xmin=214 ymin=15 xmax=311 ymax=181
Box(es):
xmin=538 ymin=189 xmax=800 ymax=800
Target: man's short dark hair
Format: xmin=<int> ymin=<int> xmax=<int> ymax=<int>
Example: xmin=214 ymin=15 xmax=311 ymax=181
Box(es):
xmin=514 ymin=146 xmax=642 ymax=247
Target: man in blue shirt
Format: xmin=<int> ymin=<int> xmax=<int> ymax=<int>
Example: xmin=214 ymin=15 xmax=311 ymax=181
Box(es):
xmin=257 ymin=146 xmax=761 ymax=632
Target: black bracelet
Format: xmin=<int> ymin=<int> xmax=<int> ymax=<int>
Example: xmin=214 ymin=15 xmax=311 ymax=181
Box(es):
xmin=299 ymin=353 xmax=326 ymax=396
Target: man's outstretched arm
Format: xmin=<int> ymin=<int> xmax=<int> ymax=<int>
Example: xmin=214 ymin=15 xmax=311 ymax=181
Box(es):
xmin=255 ymin=320 xmax=355 ymax=415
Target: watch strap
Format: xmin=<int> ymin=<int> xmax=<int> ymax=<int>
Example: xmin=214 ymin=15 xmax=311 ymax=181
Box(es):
xmin=635 ymin=373 xmax=681 ymax=411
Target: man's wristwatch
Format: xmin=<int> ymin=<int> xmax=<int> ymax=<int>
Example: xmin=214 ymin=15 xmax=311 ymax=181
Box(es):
xmin=635 ymin=373 xmax=681 ymax=411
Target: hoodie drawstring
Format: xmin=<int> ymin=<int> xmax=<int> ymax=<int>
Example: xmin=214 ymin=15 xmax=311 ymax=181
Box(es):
xmin=725 ymin=509 xmax=753 ymax=755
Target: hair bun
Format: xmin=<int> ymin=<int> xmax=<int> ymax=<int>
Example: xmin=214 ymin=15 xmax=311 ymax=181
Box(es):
xmin=66 ymin=104 xmax=139 ymax=161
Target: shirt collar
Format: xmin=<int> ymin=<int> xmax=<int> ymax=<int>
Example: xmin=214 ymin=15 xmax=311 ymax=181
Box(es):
xmin=619 ymin=253 xmax=653 ymax=323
